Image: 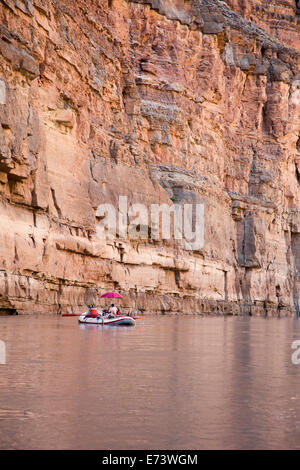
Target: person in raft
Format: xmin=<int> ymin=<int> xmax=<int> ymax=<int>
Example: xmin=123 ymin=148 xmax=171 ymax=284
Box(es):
xmin=109 ymin=304 xmax=118 ymax=317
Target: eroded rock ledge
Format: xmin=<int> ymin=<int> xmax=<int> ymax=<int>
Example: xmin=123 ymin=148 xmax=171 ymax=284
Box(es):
xmin=0 ymin=0 xmax=300 ymax=316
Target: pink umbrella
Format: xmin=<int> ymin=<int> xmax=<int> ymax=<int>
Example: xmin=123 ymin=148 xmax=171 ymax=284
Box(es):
xmin=100 ymin=292 xmax=123 ymax=299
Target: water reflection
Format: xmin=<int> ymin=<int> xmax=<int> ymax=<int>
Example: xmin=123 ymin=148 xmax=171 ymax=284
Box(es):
xmin=0 ymin=315 xmax=299 ymax=449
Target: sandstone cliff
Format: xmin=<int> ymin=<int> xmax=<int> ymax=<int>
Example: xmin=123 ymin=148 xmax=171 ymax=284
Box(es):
xmin=1 ymin=0 xmax=300 ymax=316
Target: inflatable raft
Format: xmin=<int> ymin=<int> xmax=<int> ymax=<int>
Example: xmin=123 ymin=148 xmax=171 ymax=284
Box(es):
xmin=78 ymin=313 xmax=136 ymax=326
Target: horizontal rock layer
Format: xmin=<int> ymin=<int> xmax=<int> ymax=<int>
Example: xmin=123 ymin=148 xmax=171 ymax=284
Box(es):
xmin=0 ymin=0 xmax=300 ymax=316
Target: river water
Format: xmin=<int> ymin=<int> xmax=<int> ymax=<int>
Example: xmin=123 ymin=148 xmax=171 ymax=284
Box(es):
xmin=0 ymin=314 xmax=299 ymax=450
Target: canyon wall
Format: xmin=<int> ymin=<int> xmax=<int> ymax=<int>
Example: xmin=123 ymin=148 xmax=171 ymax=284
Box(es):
xmin=224 ymin=0 xmax=300 ymax=50
xmin=1 ymin=0 xmax=300 ymax=315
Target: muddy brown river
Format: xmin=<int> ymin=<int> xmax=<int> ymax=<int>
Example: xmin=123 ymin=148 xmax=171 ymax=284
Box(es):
xmin=0 ymin=315 xmax=299 ymax=449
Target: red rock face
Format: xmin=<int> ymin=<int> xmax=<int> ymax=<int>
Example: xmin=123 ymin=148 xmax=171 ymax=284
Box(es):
xmin=224 ymin=0 xmax=300 ymax=49
xmin=0 ymin=0 xmax=300 ymax=316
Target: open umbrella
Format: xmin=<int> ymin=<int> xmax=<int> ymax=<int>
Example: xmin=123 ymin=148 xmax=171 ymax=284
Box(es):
xmin=100 ymin=292 xmax=123 ymax=299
